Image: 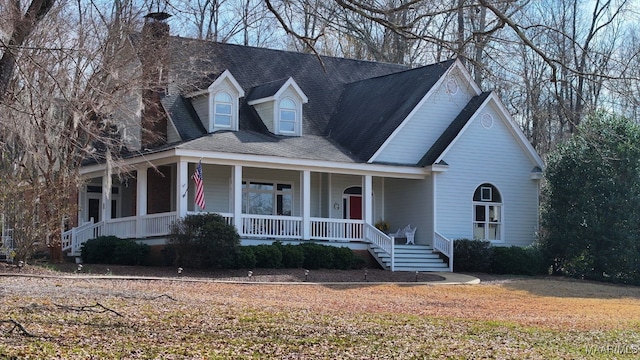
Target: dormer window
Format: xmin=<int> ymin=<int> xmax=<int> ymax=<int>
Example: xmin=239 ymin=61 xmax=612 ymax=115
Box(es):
xmin=214 ymin=92 xmax=233 ymax=127
xmin=247 ymin=77 xmax=308 ymax=136
xmin=279 ymin=98 xmax=297 ymax=133
xmin=192 ymin=69 xmax=243 ymax=133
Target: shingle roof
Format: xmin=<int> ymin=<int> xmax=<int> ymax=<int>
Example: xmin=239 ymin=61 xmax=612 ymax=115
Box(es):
xmin=177 ymin=131 xmax=358 ymax=163
xmin=161 ymin=94 xmax=206 ymax=140
xmin=156 ymin=36 xmax=409 ymax=137
xmin=327 ymin=60 xmax=455 ymax=161
xmin=245 ymin=78 xmax=289 ymax=103
xmin=418 ymin=92 xmax=491 ymax=166
xmin=132 ymin=34 xmax=468 ymax=165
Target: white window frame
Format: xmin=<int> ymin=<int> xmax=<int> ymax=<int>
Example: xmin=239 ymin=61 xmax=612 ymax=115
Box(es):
xmin=472 ymin=184 xmax=503 ymax=243
xmin=213 ymin=91 xmax=233 ymax=128
xmin=278 ymin=97 xmax=297 ymax=134
xmin=242 ymin=180 xmax=293 ymax=216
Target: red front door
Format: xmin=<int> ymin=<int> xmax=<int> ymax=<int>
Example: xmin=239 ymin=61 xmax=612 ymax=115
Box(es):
xmin=348 ymin=195 xmax=362 ymax=220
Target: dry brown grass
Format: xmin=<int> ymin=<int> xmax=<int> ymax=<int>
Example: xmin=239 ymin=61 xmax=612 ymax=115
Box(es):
xmin=1 ymin=267 xmax=639 ymax=358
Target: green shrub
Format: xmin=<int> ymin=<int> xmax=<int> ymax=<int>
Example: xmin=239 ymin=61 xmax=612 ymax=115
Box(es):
xmin=490 ymin=246 xmax=546 ymax=276
xmin=277 ymin=243 xmax=305 ymax=268
xmin=300 ymin=243 xmax=334 ymax=269
xmin=236 ymin=247 xmax=256 ymax=269
xmin=81 ymin=236 xmax=149 ymax=265
xmin=168 ymin=213 xmax=240 ymax=269
xmin=453 ymin=239 xmax=492 ymax=272
xmin=331 ymin=246 xmax=356 ymax=270
xmin=252 ymin=244 xmax=283 ymax=268
xmin=112 ymin=239 xmax=150 ymax=266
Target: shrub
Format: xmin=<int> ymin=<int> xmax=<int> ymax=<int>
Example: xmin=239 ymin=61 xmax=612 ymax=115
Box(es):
xmin=168 ymin=213 xmax=240 ymax=269
xmin=541 ymin=113 xmax=640 ymax=284
xmin=81 ymin=236 xmax=149 ymax=265
xmin=300 ymin=243 xmax=334 ymax=269
xmin=252 ymin=244 xmax=283 ymax=268
xmin=277 ymin=243 xmax=305 ymax=268
xmin=453 ymin=239 xmax=492 ymax=273
xmin=112 ymin=239 xmax=150 ymax=266
xmin=236 ymin=246 xmax=256 ymax=269
xmin=331 ymin=246 xmax=357 ymax=270
xmin=490 ymin=246 xmax=546 ymax=276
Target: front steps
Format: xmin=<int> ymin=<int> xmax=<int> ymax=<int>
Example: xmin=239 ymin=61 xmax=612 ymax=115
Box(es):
xmin=370 ymin=244 xmax=449 ymax=272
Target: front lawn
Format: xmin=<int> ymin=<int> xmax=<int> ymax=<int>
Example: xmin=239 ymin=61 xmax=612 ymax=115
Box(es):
xmin=0 ymin=271 xmax=639 ymax=358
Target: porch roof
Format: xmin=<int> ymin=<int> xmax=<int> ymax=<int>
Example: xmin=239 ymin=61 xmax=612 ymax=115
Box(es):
xmin=176 ymin=130 xmax=359 ymax=163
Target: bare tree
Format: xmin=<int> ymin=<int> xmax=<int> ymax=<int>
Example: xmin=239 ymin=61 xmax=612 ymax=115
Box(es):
xmin=0 ymin=0 xmax=151 ymax=261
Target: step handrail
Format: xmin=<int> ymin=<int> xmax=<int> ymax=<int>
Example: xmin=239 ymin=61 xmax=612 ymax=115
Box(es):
xmin=364 ymin=223 xmax=395 ymax=271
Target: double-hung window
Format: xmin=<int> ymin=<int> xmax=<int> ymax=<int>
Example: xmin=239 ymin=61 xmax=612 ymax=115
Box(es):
xmin=214 ymin=92 xmax=232 ymax=127
xmin=279 ymin=98 xmax=296 ymax=133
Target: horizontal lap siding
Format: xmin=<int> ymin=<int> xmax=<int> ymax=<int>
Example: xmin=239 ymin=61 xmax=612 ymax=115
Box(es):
xmin=329 ymin=174 xmax=360 ymax=219
xmin=373 ymin=73 xmax=474 ymax=164
xmin=191 ymin=95 xmax=208 ymax=130
xmin=188 ymin=164 xmax=231 ymax=213
xmin=384 ymin=177 xmax=433 ymax=245
xmin=435 ymin=103 xmax=538 ymax=246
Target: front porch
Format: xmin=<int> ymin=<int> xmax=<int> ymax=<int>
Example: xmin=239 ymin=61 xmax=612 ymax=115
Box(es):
xmin=69 ymin=159 xmax=453 ymax=271
xmin=61 ymin=211 xmax=452 ymax=271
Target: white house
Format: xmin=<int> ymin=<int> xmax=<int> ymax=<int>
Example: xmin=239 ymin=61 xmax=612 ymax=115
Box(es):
xmin=62 ymin=13 xmax=544 ymax=272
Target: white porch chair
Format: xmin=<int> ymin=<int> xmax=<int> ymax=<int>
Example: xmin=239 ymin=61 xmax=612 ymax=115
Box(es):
xmin=405 ymin=225 xmax=417 ymax=245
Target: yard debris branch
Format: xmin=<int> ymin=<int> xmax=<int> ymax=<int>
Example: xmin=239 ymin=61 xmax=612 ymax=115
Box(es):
xmin=1 ymin=319 xmax=36 ymax=337
xmin=55 ymin=302 xmax=124 ymax=317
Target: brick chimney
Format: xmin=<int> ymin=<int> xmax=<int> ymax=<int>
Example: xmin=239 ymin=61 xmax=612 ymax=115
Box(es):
xmin=140 ymin=12 xmax=171 ymax=149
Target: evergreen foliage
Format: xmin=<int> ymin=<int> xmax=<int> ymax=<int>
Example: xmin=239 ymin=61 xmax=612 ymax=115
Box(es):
xmin=167 ymin=213 xmax=240 ymax=269
xmin=81 ymin=236 xmax=149 ymax=265
xmin=541 ymin=112 xmax=640 ymax=284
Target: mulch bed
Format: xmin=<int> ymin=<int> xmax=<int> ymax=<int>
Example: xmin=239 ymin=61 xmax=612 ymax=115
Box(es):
xmin=0 ymin=262 xmax=446 ymax=283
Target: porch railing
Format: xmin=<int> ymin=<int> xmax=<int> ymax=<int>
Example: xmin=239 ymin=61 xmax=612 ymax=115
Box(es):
xmin=240 ymin=214 xmax=302 ymax=239
xmin=364 ymin=223 xmax=394 ymax=270
xmin=434 ymin=231 xmax=453 ymax=271
xmin=62 ymin=212 xmax=178 ymax=256
xmin=309 ymin=218 xmax=363 ymax=241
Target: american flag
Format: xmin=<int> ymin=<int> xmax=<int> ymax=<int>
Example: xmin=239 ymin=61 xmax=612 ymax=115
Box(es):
xmin=192 ymin=160 xmax=205 ymax=210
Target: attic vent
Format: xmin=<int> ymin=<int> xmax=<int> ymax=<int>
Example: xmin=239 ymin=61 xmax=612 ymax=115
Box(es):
xmin=445 ymin=79 xmax=459 ymax=95
xmin=481 ymin=113 xmax=494 ymax=129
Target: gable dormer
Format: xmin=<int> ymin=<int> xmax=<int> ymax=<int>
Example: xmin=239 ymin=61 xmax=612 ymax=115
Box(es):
xmin=207 ymin=70 xmax=244 ymax=132
xmin=247 ymin=77 xmax=308 ymax=136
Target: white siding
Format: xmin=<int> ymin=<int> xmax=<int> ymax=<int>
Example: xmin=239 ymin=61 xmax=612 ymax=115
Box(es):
xmin=167 ymin=120 xmax=181 ymax=143
xmin=329 ymin=174 xmax=361 ymax=219
xmin=373 ymin=72 xmax=476 ymax=164
xmin=188 ymin=164 xmax=232 ymax=213
xmin=435 ymin=103 xmax=539 ymax=246
xmin=253 ymin=102 xmax=275 ymax=133
xmin=191 ymin=95 xmax=208 ymax=131
xmin=384 ymin=177 xmax=433 ymax=245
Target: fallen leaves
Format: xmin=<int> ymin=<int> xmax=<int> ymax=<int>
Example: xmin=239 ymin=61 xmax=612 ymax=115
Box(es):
xmin=0 ymin=274 xmax=639 ymax=358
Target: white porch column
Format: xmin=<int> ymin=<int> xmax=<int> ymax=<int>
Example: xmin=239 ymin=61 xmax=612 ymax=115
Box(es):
xmin=363 ymin=175 xmax=373 ymax=225
xmin=101 ymin=174 xmax=111 ymax=223
xmin=232 ymin=165 xmax=243 ymax=234
xmin=137 ymin=168 xmax=148 ymax=217
xmin=176 ymin=161 xmax=188 ymax=217
xmin=136 ymin=167 xmax=148 ymax=237
xmin=302 ymin=170 xmax=311 ymax=240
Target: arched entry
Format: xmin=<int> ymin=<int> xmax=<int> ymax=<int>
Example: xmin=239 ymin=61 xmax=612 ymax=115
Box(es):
xmin=343 ymin=186 xmax=362 ymax=220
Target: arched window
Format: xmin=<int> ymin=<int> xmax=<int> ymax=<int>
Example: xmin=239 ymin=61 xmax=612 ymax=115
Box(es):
xmin=214 ymin=92 xmax=232 ymax=127
xmin=279 ymin=98 xmax=297 ymax=133
xmin=473 ymin=183 xmax=502 ymax=241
